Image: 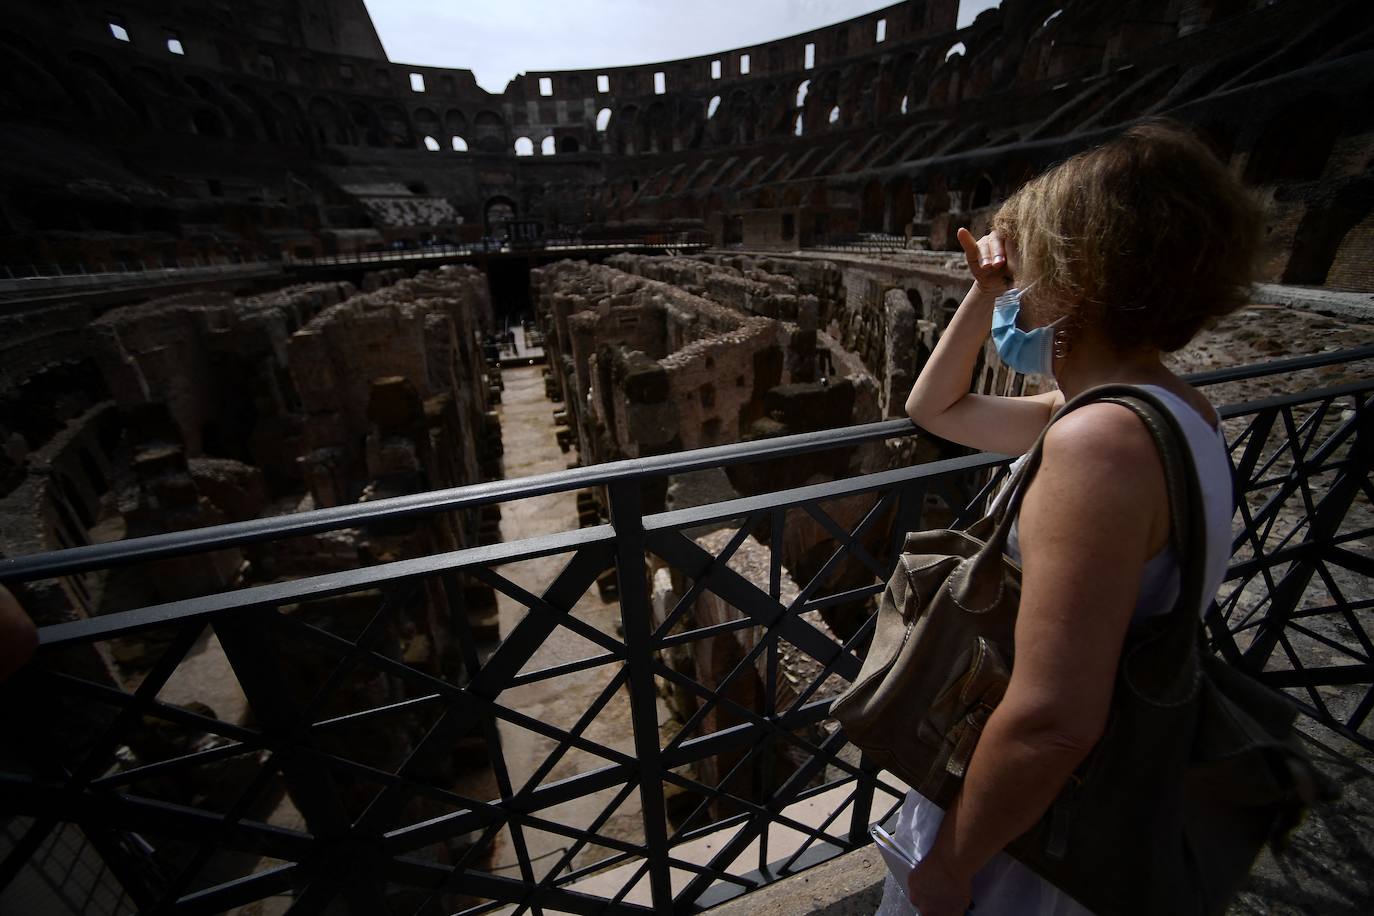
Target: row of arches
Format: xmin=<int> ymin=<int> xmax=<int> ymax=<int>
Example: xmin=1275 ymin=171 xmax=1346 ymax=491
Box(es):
xmin=0 ymin=23 xmax=966 ymax=156
xmin=511 ymin=136 xmax=581 ymax=156
xmin=589 ymin=43 xmax=966 ymax=156
xmin=2 ymin=13 xmax=1362 ymax=171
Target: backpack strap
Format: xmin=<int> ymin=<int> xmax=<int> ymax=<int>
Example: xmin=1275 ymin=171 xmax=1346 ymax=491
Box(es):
xmin=957 ymin=385 xmax=1208 ymax=705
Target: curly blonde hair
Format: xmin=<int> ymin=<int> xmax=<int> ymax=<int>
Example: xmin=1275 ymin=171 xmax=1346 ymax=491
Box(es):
xmin=990 ymin=120 xmax=1262 ymax=352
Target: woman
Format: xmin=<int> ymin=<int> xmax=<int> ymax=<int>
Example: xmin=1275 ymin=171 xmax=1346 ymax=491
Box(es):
xmin=877 ymin=121 xmax=1260 ymax=915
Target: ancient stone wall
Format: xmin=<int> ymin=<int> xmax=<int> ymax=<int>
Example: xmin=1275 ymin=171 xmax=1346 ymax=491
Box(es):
xmin=290 ymin=266 xmax=496 ymax=512
xmin=2 ymin=1 xmax=1368 ymax=297
xmin=534 ymin=259 xmax=850 ymax=478
xmin=0 ymin=268 xmax=497 ymax=627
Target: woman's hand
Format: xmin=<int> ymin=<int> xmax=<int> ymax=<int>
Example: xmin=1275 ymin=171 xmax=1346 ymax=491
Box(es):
xmin=957 ymin=227 xmax=1012 ymax=295
xmin=906 ymin=854 xmax=973 ymax=916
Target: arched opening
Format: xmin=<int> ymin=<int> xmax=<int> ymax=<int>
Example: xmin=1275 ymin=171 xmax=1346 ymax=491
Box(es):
xmin=413 ymin=107 xmax=441 ymax=140
xmin=541 ymin=135 xmax=556 ymax=155
xmin=559 ymin=135 xmax=580 ymax=153
xmin=485 ymin=196 xmax=516 ymax=231
xmin=346 ymin=102 xmax=383 ymax=146
xmin=274 ymin=92 xmax=310 ymax=144
xmin=229 ymin=84 xmax=281 ymax=142
xmin=946 ymin=42 xmax=967 ymax=61
xmin=423 ymin=135 xmax=440 ymax=151
xmin=889 ymin=177 xmax=915 ymax=232
xmin=795 ymin=113 xmax=804 ymax=137
xmin=596 ymin=107 xmax=612 ymax=131
xmin=452 ymin=135 xmax=468 ymax=151
xmin=860 ymin=179 xmax=885 ymax=233
xmin=796 ymin=79 xmax=810 ymax=108
xmin=444 ymin=108 xmax=467 ymax=137
xmin=706 ymin=96 xmax=721 ymax=119
xmin=618 ymin=104 xmax=640 ymax=154
xmin=473 ymin=109 xmax=506 ymax=152
xmin=828 ymin=105 xmax=841 ymax=126
xmin=379 ymin=104 xmax=413 ymax=147
xmin=514 ymin=136 xmax=534 ymax=156
xmin=901 ymin=94 xmax=909 ymax=114
xmin=971 ymin=174 xmax=994 ymax=209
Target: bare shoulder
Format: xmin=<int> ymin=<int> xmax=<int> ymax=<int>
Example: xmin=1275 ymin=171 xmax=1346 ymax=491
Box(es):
xmin=1024 ymin=402 xmax=1168 ymax=554
xmin=1042 ymin=401 xmax=1164 ymax=475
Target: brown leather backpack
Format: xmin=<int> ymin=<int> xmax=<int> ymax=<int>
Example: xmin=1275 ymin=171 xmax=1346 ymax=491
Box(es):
xmin=830 ymin=384 xmax=1333 ymax=916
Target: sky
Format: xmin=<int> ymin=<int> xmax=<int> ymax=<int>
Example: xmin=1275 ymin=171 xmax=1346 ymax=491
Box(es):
xmin=363 ymin=0 xmax=1003 ymax=93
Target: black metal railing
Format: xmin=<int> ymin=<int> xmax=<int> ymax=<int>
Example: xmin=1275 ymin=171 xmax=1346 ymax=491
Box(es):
xmin=285 ymin=234 xmax=713 ymax=270
xmin=1 ymin=346 xmax=1372 ymax=914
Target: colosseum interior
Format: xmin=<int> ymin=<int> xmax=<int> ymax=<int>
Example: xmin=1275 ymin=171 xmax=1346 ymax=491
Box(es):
xmin=1 ymin=0 xmax=1373 ymax=913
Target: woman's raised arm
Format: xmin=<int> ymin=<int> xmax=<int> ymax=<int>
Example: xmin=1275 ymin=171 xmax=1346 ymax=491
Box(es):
xmin=904 ymin=227 xmax=1062 ymax=456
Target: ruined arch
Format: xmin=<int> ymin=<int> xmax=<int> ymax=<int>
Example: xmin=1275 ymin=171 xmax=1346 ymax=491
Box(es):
xmin=473 ymin=109 xmax=506 ymax=153
xmin=378 ymin=104 xmax=413 ymax=148
xmin=230 ymin=84 xmax=284 ymax=143
xmin=272 ymin=92 xmax=310 ymax=144
xmin=845 ymin=61 xmax=881 ymax=126
xmin=185 ymin=75 xmax=254 ymax=139
xmin=348 ymin=101 xmax=384 ymax=147
xmin=644 ymin=100 xmax=672 ymax=153
xmin=756 ymin=82 xmax=789 ymax=137
xmin=308 ymin=96 xmax=350 ymax=145
xmin=413 ymin=107 xmax=442 ymax=146
xmin=726 ymin=91 xmax=755 ymax=145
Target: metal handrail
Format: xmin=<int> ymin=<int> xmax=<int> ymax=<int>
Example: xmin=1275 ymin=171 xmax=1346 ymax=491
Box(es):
xmin=5 ymin=346 xmax=1370 ymax=584
xmin=284 ymin=237 xmax=712 ymax=269
xmin=2 ymin=349 xmax=1372 ymax=914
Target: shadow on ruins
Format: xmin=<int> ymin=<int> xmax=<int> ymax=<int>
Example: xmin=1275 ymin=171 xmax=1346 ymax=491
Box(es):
xmin=2 ymin=0 xmax=1374 ymax=913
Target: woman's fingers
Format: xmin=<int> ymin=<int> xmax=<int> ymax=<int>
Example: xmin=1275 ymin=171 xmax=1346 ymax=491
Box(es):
xmin=987 ymin=231 xmax=1005 ymax=266
xmin=957 ymin=227 xmax=979 ymax=263
xmin=978 ymin=237 xmax=995 ymax=267
xmin=959 ymin=228 xmax=1009 ymax=293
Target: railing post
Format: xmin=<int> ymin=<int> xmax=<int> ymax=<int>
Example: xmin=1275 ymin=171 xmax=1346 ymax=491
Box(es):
xmin=606 ymin=478 xmax=675 ymax=913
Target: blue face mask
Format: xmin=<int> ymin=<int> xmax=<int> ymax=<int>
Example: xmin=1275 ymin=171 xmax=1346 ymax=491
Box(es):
xmin=991 ymin=284 xmax=1063 ymax=377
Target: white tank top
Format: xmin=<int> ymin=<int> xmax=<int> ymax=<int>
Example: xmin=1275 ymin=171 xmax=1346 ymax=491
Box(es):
xmin=1004 ymin=385 xmax=1234 ymax=623
xmin=875 ymin=385 xmax=1235 ymax=916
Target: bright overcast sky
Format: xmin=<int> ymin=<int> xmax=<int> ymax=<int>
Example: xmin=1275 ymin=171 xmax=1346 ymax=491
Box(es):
xmin=363 ymin=0 xmax=1003 ymax=93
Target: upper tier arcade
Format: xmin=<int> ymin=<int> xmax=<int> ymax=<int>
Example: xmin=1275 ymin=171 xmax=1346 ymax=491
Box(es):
xmin=1 ymin=0 xmax=1371 ymax=294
